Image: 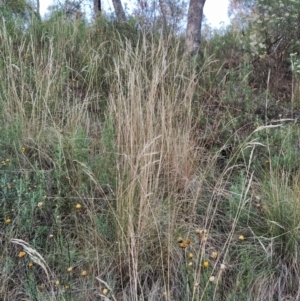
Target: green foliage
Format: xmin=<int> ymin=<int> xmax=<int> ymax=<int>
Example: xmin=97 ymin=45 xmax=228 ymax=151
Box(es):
xmin=248 ymin=123 xmax=300 ymax=173
xmin=238 ymin=0 xmax=300 ymax=56
xmin=2 ymin=0 xmax=28 ymax=16
xmin=230 ymin=0 xmax=300 ymax=94
xmin=290 ymin=52 xmax=300 ymax=76
xmin=96 ymin=117 xmax=116 ymax=189
xmin=0 ymin=5 xmax=25 ymax=36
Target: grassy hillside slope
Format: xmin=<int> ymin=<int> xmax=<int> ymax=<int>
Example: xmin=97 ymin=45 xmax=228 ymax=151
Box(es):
xmin=1 ymin=13 xmax=300 ymax=301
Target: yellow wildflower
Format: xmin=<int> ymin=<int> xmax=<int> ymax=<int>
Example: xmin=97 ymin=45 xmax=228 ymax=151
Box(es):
xmin=203 ymin=261 xmax=209 ymax=268
xmin=239 ymin=235 xmax=245 ymax=241
xmin=18 ymin=251 xmax=27 ymax=258
xmin=81 ymin=270 xmax=87 ymax=276
xmin=211 ymin=251 xmax=218 ymax=259
xmin=67 ymin=267 xmax=73 ymax=272
xmin=177 ymin=237 xmax=183 ymax=243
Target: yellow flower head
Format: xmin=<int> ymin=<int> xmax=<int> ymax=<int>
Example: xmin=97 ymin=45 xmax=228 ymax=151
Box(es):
xmin=196 ymin=228 xmax=207 ymax=237
xmin=21 ymin=146 xmax=26 ymax=153
xmin=28 ymin=262 xmax=34 ymax=268
xmin=75 ymin=204 xmax=82 ymax=210
xmin=81 ymin=270 xmax=87 ymax=276
xmin=179 ymin=242 xmax=188 ymax=249
xmin=177 ymin=237 xmax=183 ymax=243
xmin=184 ymin=238 xmax=191 ymax=246
xmin=102 ymin=288 xmax=108 ymax=295
xmin=18 ymin=251 xmax=27 ymax=258
xmin=211 ymin=251 xmax=218 ymax=259
xmin=239 ymin=235 xmax=245 ymax=241
xmin=67 ymin=267 xmax=73 ymax=272
xmin=203 ymin=261 xmax=209 ymax=268
xmin=188 ymin=252 xmax=194 ymax=259
xmin=5 ymin=218 xmax=11 ymax=224
xmin=55 ymin=280 xmax=60 ymax=286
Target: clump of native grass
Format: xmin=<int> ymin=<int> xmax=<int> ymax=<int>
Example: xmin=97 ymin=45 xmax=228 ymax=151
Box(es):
xmin=100 ymin=30 xmax=258 ymax=300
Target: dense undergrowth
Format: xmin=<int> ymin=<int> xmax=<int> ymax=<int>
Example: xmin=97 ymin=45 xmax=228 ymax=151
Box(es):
xmin=1 ymin=10 xmax=300 ymax=301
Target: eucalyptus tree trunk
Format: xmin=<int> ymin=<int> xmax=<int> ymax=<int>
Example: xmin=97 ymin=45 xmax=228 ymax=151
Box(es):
xmin=36 ymin=0 xmax=39 ymax=14
xmin=93 ymin=0 xmax=101 ymax=16
xmin=112 ymin=0 xmax=126 ymax=22
xmin=158 ymin=0 xmax=169 ymax=35
xmin=184 ymin=0 xmax=206 ymax=55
